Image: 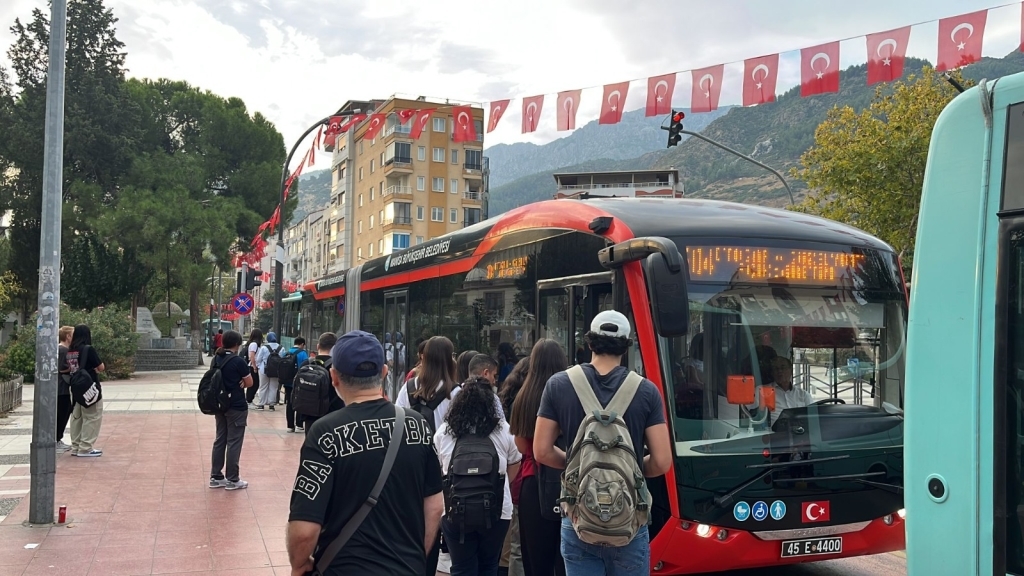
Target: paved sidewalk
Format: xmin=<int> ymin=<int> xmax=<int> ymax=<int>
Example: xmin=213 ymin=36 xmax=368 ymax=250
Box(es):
xmin=0 ymin=370 xmax=307 ymax=575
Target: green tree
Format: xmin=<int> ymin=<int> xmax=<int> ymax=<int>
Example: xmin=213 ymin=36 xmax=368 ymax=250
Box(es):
xmin=793 ymin=67 xmax=968 ymax=273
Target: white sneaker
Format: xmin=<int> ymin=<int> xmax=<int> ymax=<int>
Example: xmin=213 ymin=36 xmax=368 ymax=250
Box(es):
xmin=224 ymin=479 xmax=248 ymax=491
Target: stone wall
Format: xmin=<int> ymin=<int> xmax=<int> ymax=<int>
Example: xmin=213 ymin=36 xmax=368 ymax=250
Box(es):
xmin=134 ymin=349 xmax=201 ymax=372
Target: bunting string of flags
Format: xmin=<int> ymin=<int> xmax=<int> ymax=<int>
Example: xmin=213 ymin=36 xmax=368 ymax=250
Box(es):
xmin=235 ymin=4 xmax=1010 ymax=270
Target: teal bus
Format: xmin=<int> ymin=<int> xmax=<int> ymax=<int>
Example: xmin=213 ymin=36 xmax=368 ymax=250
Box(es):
xmin=906 ymin=72 xmax=1024 ymax=574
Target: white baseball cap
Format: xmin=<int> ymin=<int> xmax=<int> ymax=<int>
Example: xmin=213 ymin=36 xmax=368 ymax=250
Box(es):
xmin=591 ymin=310 xmax=631 ymax=340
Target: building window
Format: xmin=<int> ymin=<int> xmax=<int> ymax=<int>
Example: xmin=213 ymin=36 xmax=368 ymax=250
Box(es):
xmin=417 ymin=176 xmax=425 ymax=191
xmin=359 ymin=140 xmax=364 ymax=154
xmin=431 ymin=207 xmax=443 ymax=222
xmin=370 ymin=159 xmax=375 ymax=173
xmin=359 ymin=194 xmax=363 ymax=207
xmin=450 ymin=208 xmax=458 ymax=223
xmin=358 ymin=247 xmax=363 ymax=259
xmin=359 ymin=167 xmax=364 ymax=181
xmin=387 ymin=141 xmax=412 ymax=164
xmin=370 ymin=243 xmax=374 ymax=256
xmin=465 ymin=149 xmax=483 ymax=171
xmin=379 ymin=209 xmax=384 ymax=224
xmin=432 ymin=177 xmax=445 ymax=192
xmin=450 ymin=179 xmax=458 ymax=194
xmin=394 ymin=233 xmax=411 ymax=250
xmin=433 ymin=117 xmax=446 ymax=132
xmin=432 ymin=147 xmax=445 ymax=162
xmin=464 ymin=207 xmax=482 ymax=226
xmin=379 ymin=238 xmax=384 ymax=253
xmin=417 ymin=146 xmax=425 ymax=161
xmin=370 ymin=215 xmax=375 ymax=229
xmin=416 ymin=236 xmax=424 ymax=245
xmin=451 ymin=149 xmax=458 ymax=165
xmin=417 ymin=205 xmax=424 ymax=220
xmin=370 ymin=187 xmax=374 ymax=201
xmin=358 ymin=220 xmax=363 ymax=234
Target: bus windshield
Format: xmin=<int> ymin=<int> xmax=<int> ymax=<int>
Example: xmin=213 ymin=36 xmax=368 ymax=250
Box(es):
xmin=662 ymin=243 xmax=907 ymax=457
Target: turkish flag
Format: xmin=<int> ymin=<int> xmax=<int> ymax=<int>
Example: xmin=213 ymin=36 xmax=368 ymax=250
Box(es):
xmin=340 ymin=114 xmax=366 ymax=132
xmin=397 ymin=109 xmax=417 ymax=123
xmin=937 ymin=10 xmax=987 ymax=72
xmin=556 ymin=90 xmax=581 ymax=131
xmin=802 ymin=501 xmax=830 ymax=523
xmin=323 ymin=115 xmax=344 ymax=148
xmin=410 ymin=109 xmax=435 ymax=139
xmin=600 ymin=82 xmax=630 ymax=125
xmin=646 ymin=73 xmax=676 ymax=117
xmin=743 ymin=54 xmax=779 ymax=107
xmin=363 ymin=113 xmax=386 ymax=140
xmin=452 ymin=106 xmax=477 ymax=142
xmin=867 ymin=26 xmax=911 ymax=85
xmin=522 ymin=95 xmax=544 ymax=133
xmin=690 ymin=65 xmax=724 ymax=113
xmin=488 ymin=99 xmax=510 ymax=133
xmin=800 ymin=41 xmax=840 ymax=97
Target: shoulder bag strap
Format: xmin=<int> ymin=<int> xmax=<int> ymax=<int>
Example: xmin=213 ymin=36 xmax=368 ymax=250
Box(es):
xmin=566 ymin=365 xmax=602 ymax=416
xmin=604 ymin=371 xmax=644 ymax=420
xmin=315 ymin=406 xmax=406 ymax=575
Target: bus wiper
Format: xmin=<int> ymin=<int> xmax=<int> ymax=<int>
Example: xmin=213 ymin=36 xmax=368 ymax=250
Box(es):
xmin=745 ymin=454 xmax=850 ymax=469
xmin=714 ymin=455 xmax=852 ymax=508
xmin=775 ymin=472 xmax=904 ymax=495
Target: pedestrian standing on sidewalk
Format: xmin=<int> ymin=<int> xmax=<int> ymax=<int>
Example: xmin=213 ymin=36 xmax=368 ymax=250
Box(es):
xmin=282 ymin=336 xmax=309 ymax=433
xmin=244 ymin=329 xmax=263 ymax=405
xmin=210 ymin=330 xmax=254 ymax=491
xmin=294 ymin=332 xmax=345 ymax=433
xmin=67 ymin=324 xmax=105 ymax=458
xmin=212 ymin=329 xmax=223 ymax=355
xmin=287 ymin=330 xmax=444 ymax=576
xmin=255 ymin=331 xmax=283 ymax=410
xmin=55 ymin=325 xmax=74 ymax=453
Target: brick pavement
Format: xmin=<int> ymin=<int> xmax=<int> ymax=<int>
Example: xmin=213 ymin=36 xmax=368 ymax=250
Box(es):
xmin=0 ymin=369 xmax=309 ymax=575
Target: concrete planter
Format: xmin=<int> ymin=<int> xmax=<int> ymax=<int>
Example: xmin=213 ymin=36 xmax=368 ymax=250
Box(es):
xmin=0 ymin=375 xmax=23 ymax=414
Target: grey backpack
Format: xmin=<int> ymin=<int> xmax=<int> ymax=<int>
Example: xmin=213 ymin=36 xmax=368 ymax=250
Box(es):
xmin=560 ymin=365 xmax=650 ymax=547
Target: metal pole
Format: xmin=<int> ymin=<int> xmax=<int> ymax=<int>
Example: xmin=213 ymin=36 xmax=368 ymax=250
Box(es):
xmin=217 ymin=271 xmax=222 ymax=327
xmin=208 ymin=266 xmax=214 ymax=354
xmin=29 ymin=0 xmax=67 ymax=525
xmin=273 ymin=117 xmax=331 ymax=338
xmin=680 ymin=129 xmax=796 ymax=206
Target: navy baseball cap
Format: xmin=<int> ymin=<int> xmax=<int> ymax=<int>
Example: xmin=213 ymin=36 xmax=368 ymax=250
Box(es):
xmin=331 ymin=330 xmax=385 ymax=378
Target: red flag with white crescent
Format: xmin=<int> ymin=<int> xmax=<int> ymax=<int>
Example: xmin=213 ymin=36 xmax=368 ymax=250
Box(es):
xmin=521 ymin=96 xmax=544 ymax=134
xmin=800 ymin=41 xmax=840 ymax=97
xmin=556 ymin=89 xmax=581 ymax=131
xmin=690 ymin=65 xmax=724 ymax=113
xmin=340 ymin=114 xmax=366 ymax=132
xmin=600 ymin=82 xmax=629 ymax=125
xmin=488 ymin=100 xmax=510 ymax=133
xmin=452 ymin=106 xmax=477 ymax=142
xmin=646 ymin=73 xmax=676 ymax=117
xmin=323 ymin=115 xmax=344 ymax=148
xmin=410 ymin=109 xmax=435 ymax=139
xmin=397 ymin=109 xmax=417 ymax=123
xmin=866 ymin=27 xmax=911 ymax=85
xmin=937 ymin=10 xmax=987 ymax=72
xmin=743 ymin=54 xmax=779 ymax=107
xmin=363 ymin=113 xmax=386 ymax=140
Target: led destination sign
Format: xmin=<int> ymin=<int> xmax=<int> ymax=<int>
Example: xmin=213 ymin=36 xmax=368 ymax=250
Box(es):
xmin=686 ymin=246 xmax=866 ymax=284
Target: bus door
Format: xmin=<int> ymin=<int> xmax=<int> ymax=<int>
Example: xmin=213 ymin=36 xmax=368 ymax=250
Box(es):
xmin=537 ymin=272 xmax=613 ymax=366
xmin=383 ymin=290 xmax=408 ymax=402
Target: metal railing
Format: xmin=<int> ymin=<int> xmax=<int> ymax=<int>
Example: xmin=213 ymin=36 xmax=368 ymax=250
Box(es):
xmin=464 ymin=163 xmax=483 ymax=171
xmin=386 ymin=156 xmax=413 ymax=169
xmin=556 ymin=181 xmax=672 ymax=190
xmin=383 ymin=185 xmax=413 ymax=197
xmin=0 ymin=375 xmax=23 ymax=413
xmin=385 ymin=124 xmax=412 ymax=137
xmin=464 ymin=191 xmax=482 ymax=201
xmin=383 ymin=216 xmax=413 ymax=227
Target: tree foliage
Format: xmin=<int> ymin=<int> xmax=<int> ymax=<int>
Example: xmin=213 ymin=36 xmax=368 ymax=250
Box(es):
xmin=793 ymin=67 xmax=968 ymax=273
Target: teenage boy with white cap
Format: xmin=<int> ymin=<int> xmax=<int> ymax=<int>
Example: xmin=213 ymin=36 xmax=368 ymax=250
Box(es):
xmin=533 ymin=310 xmax=672 ymax=576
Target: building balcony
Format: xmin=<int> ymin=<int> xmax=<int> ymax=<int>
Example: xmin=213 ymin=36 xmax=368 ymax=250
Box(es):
xmin=463 ymin=163 xmax=483 ymax=179
xmin=451 ymin=131 xmax=484 ymax=143
xmin=554 ymin=181 xmax=681 ymax=199
xmin=385 ymin=124 xmax=412 ymax=139
xmin=385 ymin=157 xmax=414 ymax=174
xmin=463 ymin=191 xmax=482 ymax=203
xmin=383 ymin=185 xmax=413 ymax=199
xmin=382 ymin=216 xmax=413 ymax=232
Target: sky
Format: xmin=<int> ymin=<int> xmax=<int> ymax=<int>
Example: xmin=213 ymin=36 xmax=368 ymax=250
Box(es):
xmin=0 ymin=0 xmax=1021 ymax=171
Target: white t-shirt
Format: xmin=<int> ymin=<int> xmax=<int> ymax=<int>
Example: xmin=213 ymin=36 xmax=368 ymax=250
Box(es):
xmin=255 ymin=342 xmax=281 ymax=375
xmin=770 ymin=384 xmax=815 ymax=422
xmin=434 ymin=420 xmax=522 ymax=520
xmin=396 ymin=380 xmax=461 ymax=433
xmin=247 ymin=342 xmax=259 ymax=367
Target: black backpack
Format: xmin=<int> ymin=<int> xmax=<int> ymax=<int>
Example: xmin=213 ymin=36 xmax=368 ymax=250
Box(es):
xmin=197 ymin=355 xmax=233 ymax=414
xmin=442 ymin=433 xmax=504 ymax=542
xmin=406 ymin=378 xmax=446 ymax=426
xmin=264 ymin=344 xmax=283 ymax=377
xmin=278 ymin=349 xmax=300 ymax=385
xmin=69 ymin=347 xmax=101 ymax=408
xmin=292 ymin=358 xmax=333 ymax=417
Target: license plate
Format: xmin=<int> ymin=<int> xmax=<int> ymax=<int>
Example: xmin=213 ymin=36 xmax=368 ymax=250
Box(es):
xmin=780 ymin=536 xmax=843 ymax=558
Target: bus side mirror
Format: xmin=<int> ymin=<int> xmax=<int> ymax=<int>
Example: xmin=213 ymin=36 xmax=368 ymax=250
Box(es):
xmin=644 ymin=250 xmax=689 ymax=337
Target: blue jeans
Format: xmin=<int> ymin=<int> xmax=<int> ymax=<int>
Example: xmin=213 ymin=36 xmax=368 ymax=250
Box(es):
xmin=442 ymin=517 xmax=510 ymax=576
xmin=560 ymin=519 xmax=649 ymax=576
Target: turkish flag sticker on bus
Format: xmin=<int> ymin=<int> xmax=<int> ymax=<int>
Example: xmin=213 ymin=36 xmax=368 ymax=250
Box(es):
xmin=800 ymin=41 xmax=840 ymax=97
xmin=452 ymin=106 xmax=477 ymax=142
xmin=866 ymin=26 xmax=911 ymax=85
xmin=646 ymin=73 xmax=676 ymax=117
xmin=600 ymin=82 xmax=629 ymax=125
xmin=521 ymin=95 xmax=544 ymax=134
xmin=743 ymin=54 xmax=779 ymax=107
xmin=802 ymin=501 xmax=830 ymax=523
xmin=937 ymin=10 xmax=987 ymax=72
xmin=488 ymin=100 xmax=509 ymax=133
xmin=557 ymin=89 xmax=582 ymax=131
xmin=410 ymin=109 xmax=435 ymax=139
xmin=691 ymin=65 xmax=724 ymax=113
xmin=363 ymin=114 xmax=386 ymax=141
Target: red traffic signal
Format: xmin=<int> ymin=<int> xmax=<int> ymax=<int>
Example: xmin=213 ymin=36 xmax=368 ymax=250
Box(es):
xmin=672 ymin=111 xmax=686 ymax=123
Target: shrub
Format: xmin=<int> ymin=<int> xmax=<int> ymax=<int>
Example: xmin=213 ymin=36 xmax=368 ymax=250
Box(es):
xmin=0 ymin=303 xmax=139 ymax=381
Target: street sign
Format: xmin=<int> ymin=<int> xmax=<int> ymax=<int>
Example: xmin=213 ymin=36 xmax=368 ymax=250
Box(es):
xmin=336 ymin=300 xmax=345 ymax=315
xmin=231 ymin=292 xmax=255 ymax=316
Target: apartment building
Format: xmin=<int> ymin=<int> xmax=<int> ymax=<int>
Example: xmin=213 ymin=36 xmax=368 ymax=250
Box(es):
xmin=329 ymin=96 xmax=488 ymax=268
xmin=285 ymin=208 xmax=331 ymax=286
xmin=553 ymin=169 xmax=684 ymax=199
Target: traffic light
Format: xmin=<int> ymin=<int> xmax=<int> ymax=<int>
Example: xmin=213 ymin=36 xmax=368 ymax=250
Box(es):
xmin=245 ymin=268 xmax=263 ymax=290
xmin=667 ymin=110 xmax=684 ymax=148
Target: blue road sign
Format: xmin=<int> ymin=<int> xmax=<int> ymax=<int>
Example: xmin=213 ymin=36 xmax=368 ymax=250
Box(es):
xmin=336 ymin=300 xmax=345 ymax=315
xmin=770 ymin=500 xmax=787 ymax=521
xmin=733 ymin=501 xmax=750 ymax=522
xmin=752 ymin=501 xmax=769 ymax=522
xmin=232 ymin=293 xmax=255 ymax=316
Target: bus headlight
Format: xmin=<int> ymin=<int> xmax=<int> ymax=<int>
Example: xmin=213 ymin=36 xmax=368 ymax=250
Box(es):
xmin=696 ymin=524 xmax=712 ymax=538
xmin=897 ymin=508 xmax=906 ymax=519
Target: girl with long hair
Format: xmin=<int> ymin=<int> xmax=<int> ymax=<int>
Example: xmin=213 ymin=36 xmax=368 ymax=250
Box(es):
xmin=244 ymin=329 xmax=264 ymax=404
xmin=434 ymin=378 xmax=522 ymax=576
xmin=67 ymin=324 xmax=106 ymax=457
xmin=509 ymin=339 xmax=567 ymax=576
xmin=497 ymin=357 xmax=529 ymax=423
xmin=457 ymin=349 xmax=479 ymax=384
